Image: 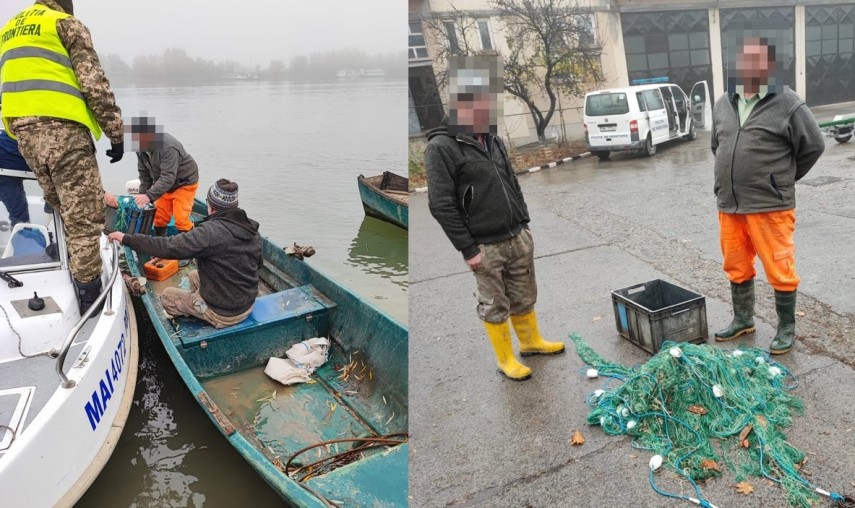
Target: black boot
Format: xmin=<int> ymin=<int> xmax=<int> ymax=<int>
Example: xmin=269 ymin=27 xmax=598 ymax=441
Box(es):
xmin=153 ymin=226 xmax=168 ymax=237
xmin=75 ymin=277 xmax=104 ymax=316
xmin=715 ymin=279 xmax=756 ymax=341
xmin=770 ymin=290 xmax=797 ymax=355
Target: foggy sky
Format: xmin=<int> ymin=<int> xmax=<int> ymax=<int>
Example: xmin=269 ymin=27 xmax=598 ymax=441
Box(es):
xmin=0 ymin=0 xmax=405 ymax=65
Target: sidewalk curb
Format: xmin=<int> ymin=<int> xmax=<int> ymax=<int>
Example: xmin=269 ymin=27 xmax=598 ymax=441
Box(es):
xmin=409 ymin=151 xmax=593 ymax=193
xmin=514 ymin=151 xmax=593 ymax=175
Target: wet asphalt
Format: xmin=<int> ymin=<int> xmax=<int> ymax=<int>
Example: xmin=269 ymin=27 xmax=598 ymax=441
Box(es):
xmin=408 ymin=107 xmax=855 ymax=507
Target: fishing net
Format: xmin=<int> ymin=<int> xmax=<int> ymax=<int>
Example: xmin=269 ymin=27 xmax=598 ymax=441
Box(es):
xmin=114 ymin=196 xmax=154 ymax=235
xmin=570 ymin=333 xmax=851 ymax=508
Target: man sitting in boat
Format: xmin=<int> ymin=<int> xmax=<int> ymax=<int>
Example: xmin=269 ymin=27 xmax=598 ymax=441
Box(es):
xmin=108 ymin=179 xmax=262 ymax=328
xmin=0 ymin=129 xmax=31 ymax=227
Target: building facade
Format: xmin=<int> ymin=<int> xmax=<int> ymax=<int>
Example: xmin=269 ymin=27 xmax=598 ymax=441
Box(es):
xmin=410 ymin=0 xmax=855 ymax=145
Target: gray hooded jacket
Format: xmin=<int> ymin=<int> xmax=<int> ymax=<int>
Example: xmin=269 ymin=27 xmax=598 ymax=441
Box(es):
xmin=711 ymin=88 xmax=824 ymax=213
xmin=123 ymin=208 xmax=262 ymax=316
xmin=137 ymin=132 xmax=199 ymax=201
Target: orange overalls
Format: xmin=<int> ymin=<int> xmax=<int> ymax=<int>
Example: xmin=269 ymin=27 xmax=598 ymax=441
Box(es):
xmin=718 ymin=209 xmax=799 ymax=292
xmin=154 ymin=182 xmax=199 ymax=232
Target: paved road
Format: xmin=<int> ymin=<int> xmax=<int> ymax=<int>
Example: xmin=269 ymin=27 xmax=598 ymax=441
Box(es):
xmin=409 ymin=124 xmax=855 ymax=507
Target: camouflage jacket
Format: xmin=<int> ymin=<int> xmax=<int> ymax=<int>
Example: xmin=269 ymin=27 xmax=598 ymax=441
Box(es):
xmin=9 ymin=0 xmax=123 ymax=144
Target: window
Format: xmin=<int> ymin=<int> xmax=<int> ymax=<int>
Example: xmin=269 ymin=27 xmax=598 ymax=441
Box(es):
xmin=636 ymin=92 xmax=647 ymax=112
xmin=409 ymin=21 xmax=428 ymax=60
xmin=0 ymin=181 xmax=62 ymax=271
xmin=444 ymin=20 xmax=462 ymax=54
xmin=477 ymin=19 xmax=493 ymax=51
xmin=585 ymin=93 xmax=630 ymax=116
xmin=574 ymin=14 xmax=596 ymax=47
xmin=641 ymin=89 xmax=664 ymax=110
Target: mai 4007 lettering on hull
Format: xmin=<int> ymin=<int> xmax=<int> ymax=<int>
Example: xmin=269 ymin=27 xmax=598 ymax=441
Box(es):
xmin=83 ymin=308 xmax=130 ymax=431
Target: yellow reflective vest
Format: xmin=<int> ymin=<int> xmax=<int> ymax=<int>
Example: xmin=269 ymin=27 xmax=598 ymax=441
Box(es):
xmin=0 ymin=6 xmax=101 ymax=139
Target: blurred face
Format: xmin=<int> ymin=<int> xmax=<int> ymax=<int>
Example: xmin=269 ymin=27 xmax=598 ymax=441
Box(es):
xmin=736 ymin=37 xmax=774 ymax=95
xmin=450 ymin=92 xmax=497 ymax=135
xmin=132 ymin=131 xmax=158 ymax=151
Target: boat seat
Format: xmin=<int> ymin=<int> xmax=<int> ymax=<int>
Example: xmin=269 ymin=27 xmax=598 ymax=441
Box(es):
xmin=177 ymin=284 xmax=336 ymax=349
xmin=306 ymin=443 xmax=409 ymax=507
xmin=1 ymin=223 xmax=48 ymax=259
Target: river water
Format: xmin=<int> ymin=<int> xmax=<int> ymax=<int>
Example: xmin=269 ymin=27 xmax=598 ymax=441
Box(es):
xmin=75 ymin=79 xmax=407 ymax=507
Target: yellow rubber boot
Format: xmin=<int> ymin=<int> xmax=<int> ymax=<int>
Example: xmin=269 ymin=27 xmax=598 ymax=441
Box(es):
xmin=511 ymin=311 xmax=566 ymax=357
xmin=484 ymin=321 xmax=532 ymax=381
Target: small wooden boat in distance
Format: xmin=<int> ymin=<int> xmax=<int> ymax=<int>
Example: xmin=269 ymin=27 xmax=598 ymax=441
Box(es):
xmin=123 ymin=199 xmax=408 ymax=507
xmin=357 ymin=172 xmax=408 ymax=229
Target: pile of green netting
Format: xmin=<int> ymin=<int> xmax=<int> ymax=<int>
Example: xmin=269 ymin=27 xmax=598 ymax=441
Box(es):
xmin=570 ymin=334 xmax=850 ymax=508
xmin=113 ymin=196 xmax=149 ymax=234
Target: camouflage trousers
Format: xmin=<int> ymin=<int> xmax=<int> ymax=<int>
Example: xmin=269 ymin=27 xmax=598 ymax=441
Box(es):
xmin=473 ymin=228 xmax=537 ymax=323
xmin=10 ymin=118 xmax=105 ymax=283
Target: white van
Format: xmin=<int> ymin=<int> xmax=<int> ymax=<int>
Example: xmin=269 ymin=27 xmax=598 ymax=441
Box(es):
xmin=583 ymin=80 xmax=710 ymax=160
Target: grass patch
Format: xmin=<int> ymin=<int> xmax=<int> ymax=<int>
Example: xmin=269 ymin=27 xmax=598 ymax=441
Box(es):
xmin=408 ymin=138 xmax=427 ymax=190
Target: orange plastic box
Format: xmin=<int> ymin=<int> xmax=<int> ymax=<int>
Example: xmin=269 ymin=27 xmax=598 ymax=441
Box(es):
xmin=144 ymin=257 xmax=179 ymax=281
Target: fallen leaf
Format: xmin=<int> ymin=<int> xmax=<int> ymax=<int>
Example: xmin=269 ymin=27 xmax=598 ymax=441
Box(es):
xmin=687 ymin=405 xmax=708 ymax=415
xmin=738 ymin=424 xmax=753 ymax=446
xmin=734 ymin=481 xmax=754 ymax=495
xmin=700 ymin=459 xmax=721 ymax=471
xmin=570 ymin=431 xmax=585 ymax=446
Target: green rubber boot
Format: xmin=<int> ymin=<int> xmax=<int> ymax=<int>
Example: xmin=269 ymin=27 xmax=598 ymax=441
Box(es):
xmin=770 ymin=290 xmax=797 ymax=355
xmin=715 ymin=279 xmax=756 ymax=341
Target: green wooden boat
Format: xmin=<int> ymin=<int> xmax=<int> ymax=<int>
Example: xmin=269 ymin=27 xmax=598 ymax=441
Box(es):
xmin=357 ymin=172 xmax=409 ymax=230
xmin=122 ymin=199 xmax=408 ymax=507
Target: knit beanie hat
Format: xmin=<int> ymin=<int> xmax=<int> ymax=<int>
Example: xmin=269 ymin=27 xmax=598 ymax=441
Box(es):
xmin=207 ymin=179 xmax=239 ymax=211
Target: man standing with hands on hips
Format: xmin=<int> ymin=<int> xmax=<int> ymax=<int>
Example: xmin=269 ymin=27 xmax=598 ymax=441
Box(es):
xmin=424 ymin=55 xmax=564 ymax=381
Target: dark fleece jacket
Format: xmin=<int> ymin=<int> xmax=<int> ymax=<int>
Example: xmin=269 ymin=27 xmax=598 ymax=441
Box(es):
xmin=711 ymin=88 xmax=825 ymax=213
xmin=424 ymin=121 xmax=530 ymax=260
xmin=123 ymin=208 xmax=262 ymax=316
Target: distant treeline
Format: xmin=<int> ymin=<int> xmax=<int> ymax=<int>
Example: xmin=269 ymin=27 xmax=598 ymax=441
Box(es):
xmin=99 ymin=48 xmax=406 ymax=85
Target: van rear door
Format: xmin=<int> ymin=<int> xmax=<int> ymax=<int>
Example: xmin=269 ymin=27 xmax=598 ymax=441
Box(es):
xmin=584 ymin=92 xmax=634 ymax=148
xmin=689 ymin=81 xmax=711 ymax=129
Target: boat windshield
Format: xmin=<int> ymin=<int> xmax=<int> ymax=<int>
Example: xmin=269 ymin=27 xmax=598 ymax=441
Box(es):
xmin=0 ymin=173 xmax=62 ymax=272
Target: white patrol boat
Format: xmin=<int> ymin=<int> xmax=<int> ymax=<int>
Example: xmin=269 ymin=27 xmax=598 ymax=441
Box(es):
xmin=0 ymin=167 xmax=138 ymax=507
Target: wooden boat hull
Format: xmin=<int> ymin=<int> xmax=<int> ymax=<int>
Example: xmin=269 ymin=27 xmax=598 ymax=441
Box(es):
xmin=125 ymin=199 xmax=408 ymax=507
xmin=358 ymin=173 xmax=408 ymax=230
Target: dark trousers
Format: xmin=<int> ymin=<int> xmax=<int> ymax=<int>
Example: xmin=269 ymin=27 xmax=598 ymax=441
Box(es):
xmin=0 ymin=176 xmax=30 ymax=226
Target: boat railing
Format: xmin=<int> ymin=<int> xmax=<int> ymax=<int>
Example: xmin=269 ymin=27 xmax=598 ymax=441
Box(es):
xmin=55 ymin=240 xmax=121 ymax=388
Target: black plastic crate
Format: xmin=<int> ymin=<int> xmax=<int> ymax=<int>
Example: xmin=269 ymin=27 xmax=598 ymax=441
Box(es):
xmin=611 ymin=279 xmax=708 ymax=354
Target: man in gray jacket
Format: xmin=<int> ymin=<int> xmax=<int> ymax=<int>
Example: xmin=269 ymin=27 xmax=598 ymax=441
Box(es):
xmin=711 ymin=34 xmax=825 ymax=354
xmin=130 ymin=116 xmax=199 ymax=234
xmin=425 ymin=55 xmax=564 ymax=381
xmin=108 ymin=179 xmax=261 ymax=328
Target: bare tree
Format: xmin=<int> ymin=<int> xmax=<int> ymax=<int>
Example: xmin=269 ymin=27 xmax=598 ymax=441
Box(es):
xmin=423 ymin=0 xmax=604 ymax=144
xmin=422 ymin=5 xmax=483 ymax=86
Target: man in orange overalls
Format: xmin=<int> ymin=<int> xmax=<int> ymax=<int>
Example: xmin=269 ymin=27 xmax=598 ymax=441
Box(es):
xmin=711 ymin=33 xmax=825 ymax=354
xmin=130 ymin=116 xmax=199 ymax=235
